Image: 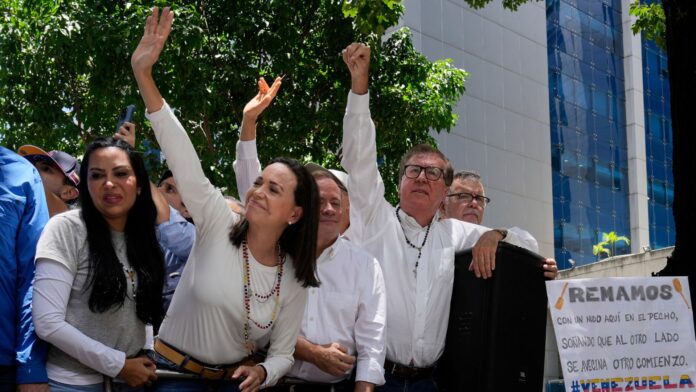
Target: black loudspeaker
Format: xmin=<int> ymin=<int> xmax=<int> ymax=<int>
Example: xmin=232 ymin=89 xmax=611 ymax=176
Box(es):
xmin=437 ymin=242 xmax=549 ymax=392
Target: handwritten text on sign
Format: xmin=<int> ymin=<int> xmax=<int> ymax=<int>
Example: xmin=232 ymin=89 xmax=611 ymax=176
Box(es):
xmin=547 ymin=277 xmax=696 ymax=391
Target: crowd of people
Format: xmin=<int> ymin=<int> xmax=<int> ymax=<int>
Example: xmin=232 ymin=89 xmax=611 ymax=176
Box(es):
xmin=0 ymin=7 xmax=558 ymax=392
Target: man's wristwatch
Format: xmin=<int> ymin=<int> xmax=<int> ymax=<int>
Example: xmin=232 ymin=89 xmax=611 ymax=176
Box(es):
xmin=492 ymin=228 xmax=508 ymax=240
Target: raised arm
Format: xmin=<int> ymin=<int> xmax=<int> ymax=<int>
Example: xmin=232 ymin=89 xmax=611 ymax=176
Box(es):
xmin=240 ymin=77 xmax=282 ymax=141
xmin=339 ymin=43 xmax=390 ymax=244
xmin=130 ymin=6 xmax=172 ymax=114
xmin=233 ymin=77 xmax=282 ymax=202
xmin=131 ymin=7 xmax=234 ymax=234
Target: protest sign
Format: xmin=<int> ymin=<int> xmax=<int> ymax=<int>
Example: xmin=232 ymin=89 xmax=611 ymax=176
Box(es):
xmin=547 ymin=277 xmax=696 ymax=391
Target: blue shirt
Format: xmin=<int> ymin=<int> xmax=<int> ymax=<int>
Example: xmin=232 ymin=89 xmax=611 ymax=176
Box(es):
xmin=157 ymin=206 xmax=195 ymax=313
xmin=0 ymin=146 xmax=49 ymax=383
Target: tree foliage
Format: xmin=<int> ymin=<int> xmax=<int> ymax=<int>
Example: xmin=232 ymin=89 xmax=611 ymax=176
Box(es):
xmin=629 ymin=0 xmax=666 ymax=49
xmin=0 ymin=0 xmax=467 ymax=202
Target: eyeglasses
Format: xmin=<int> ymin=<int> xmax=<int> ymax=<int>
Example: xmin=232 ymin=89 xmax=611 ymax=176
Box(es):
xmin=403 ymin=165 xmax=444 ymax=181
xmin=446 ymin=192 xmax=491 ymax=207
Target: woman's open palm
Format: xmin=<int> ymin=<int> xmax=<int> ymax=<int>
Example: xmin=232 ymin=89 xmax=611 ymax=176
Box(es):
xmin=131 ymin=7 xmax=174 ymax=72
xmin=243 ymin=76 xmax=283 ymax=119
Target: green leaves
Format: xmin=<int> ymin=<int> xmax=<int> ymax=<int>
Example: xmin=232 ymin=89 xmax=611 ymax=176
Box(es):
xmin=629 ymin=0 xmax=666 ymax=50
xmin=592 ymin=243 xmax=610 ymax=257
xmin=592 ymin=231 xmax=631 ymax=259
xmin=462 ymin=0 xmax=536 ymax=12
xmin=342 ymin=0 xmax=403 ymax=36
xmin=0 ymin=0 xmax=467 ymax=202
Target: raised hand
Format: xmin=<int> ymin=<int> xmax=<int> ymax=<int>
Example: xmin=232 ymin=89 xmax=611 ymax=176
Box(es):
xmin=114 ymin=121 xmax=136 ymax=148
xmin=131 ymin=6 xmax=174 ymax=75
xmin=243 ymin=76 xmax=283 ymax=121
xmin=342 ymin=43 xmax=370 ymax=95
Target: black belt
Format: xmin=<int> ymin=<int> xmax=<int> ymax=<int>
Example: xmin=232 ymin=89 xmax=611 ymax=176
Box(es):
xmin=384 ymin=360 xmax=435 ymax=380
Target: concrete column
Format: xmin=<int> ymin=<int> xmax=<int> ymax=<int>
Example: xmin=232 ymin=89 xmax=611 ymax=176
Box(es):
xmin=621 ymin=0 xmax=650 ymax=253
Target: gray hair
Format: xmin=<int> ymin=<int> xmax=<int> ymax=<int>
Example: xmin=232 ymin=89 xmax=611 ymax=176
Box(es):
xmin=453 ymin=170 xmax=482 ymax=184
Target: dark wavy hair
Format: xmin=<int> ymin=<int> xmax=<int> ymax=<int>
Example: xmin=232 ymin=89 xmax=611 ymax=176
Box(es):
xmin=79 ymin=137 xmax=165 ymax=325
xmin=230 ymin=157 xmax=320 ymax=287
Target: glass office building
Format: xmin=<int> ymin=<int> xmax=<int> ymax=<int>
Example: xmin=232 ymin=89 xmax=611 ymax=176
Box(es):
xmin=547 ymin=0 xmax=631 ymax=268
xmin=401 ymin=0 xmax=673 ymax=271
xmin=642 ymin=36 xmax=675 ymax=250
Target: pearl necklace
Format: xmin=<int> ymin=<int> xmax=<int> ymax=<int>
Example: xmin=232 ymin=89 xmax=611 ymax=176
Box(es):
xmin=395 ymin=206 xmax=432 ymax=278
xmin=241 ymin=240 xmax=284 ymax=355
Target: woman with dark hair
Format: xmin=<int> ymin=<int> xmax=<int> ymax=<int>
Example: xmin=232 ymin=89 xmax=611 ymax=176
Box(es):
xmin=130 ymin=7 xmax=320 ymax=392
xmin=32 ymin=137 xmax=165 ymax=391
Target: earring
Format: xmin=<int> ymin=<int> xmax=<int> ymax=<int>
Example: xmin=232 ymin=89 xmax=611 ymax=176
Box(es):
xmin=288 ymin=220 xmax=293 ymax=225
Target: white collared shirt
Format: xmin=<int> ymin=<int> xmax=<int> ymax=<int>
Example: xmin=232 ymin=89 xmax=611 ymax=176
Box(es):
xmin=287 ymin=237 xmax=386 ymax=385
xmin=234 ymin=139 xmax=387 ymax=385
xmin=341 ymin=91 xmax=536 ymax=367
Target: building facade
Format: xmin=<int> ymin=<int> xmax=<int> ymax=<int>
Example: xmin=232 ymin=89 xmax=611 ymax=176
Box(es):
xmin=398 ymin=0 xmax=673 ymax=269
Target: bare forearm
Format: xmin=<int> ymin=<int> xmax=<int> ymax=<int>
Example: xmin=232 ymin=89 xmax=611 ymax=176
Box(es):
xmin=355 ymin=381 xmax=375 ymax=392
xmin=293 ymin=336 xmax=317 ymax=363
xmin=133 ymin=69 xmax=164 ymax=114
xmin=240 ymin=115 xmax=257 ymax=141
xmin=351 ymin=76 xmax=368 ymax=95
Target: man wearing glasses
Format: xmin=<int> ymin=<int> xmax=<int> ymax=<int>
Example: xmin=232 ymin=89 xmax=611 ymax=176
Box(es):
xmin=443 ymin=170 xmax=558 ymax=279
xmin=340 ymin=43 xmax=537 ymax=392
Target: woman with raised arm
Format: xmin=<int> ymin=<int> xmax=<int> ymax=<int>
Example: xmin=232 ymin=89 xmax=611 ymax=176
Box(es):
xmin=32 ymin=137 xmax=165 ymax=391
xmin=131 ymin=7 xmax=320 ymax=392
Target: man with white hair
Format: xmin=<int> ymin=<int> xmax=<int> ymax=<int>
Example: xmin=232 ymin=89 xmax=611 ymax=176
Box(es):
xmin=442 ymin=170 xmax=557 ymax=279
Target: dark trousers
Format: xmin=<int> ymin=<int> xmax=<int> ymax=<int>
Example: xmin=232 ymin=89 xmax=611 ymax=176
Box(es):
xmin=0 ymin=365 xmax=15 ymax=392
xmin=376 ymin=372 xmax=437 ymax=392
xmin=268 ymin=377 xmax=353 ymax=392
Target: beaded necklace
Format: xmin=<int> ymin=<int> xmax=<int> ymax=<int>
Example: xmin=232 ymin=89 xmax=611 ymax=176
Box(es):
xmin=123 ymin=266 xmax=137 ymax=299
xmin=114 ymin=237 xmax=137 ymax=299
xmin=241 ymin=240 xmax=285 ymax=355
xmin=395 ymin=206 xmax=432 ymax=278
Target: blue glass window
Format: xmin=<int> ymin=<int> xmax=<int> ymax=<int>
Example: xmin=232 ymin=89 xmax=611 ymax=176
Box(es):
xmin=643 ymin=30 xmax=675 ymax=251
xmin=547 ymin=0 xmax=630 ymax=268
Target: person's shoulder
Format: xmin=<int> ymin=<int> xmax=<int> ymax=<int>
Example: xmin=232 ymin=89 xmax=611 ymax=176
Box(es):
xmin=0 ymin=148 xmax=42 ymax=190
xmin=46 ymin=209 xmax=85 ymax=231
xmin=440 ymin=216 xmax=488 ymax=232
xmin=340 ymin=238 xmax=380 ymax=269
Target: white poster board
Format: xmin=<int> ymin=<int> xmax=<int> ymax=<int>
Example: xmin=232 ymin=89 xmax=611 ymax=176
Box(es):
xmin=547 ymin=277 xmax=696 ymax=391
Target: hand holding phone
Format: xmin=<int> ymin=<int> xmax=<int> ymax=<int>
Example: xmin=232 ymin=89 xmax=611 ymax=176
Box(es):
xmin=117 ymin=104 xmax=136 ymax=132
xmin=115 ymin=105 xmax=137 ymax=148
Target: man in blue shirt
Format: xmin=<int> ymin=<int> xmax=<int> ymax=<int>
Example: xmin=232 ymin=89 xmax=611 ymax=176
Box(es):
xmin=0 ymin=146 xmax=50 ymax=391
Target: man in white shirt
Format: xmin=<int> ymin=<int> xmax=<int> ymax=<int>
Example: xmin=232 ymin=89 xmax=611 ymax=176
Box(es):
xmin=340 ymin=43 xmax=537 ymax=392
xmin=442 ymin=170 xmax=558 ymax=278
xmin=288 ymin=167 xmax=386 ymax=392
xmin=233 ymin=78 xmax=387 ymax=392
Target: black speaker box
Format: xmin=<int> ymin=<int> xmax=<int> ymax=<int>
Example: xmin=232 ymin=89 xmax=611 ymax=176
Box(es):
xmin=437 ymin=242 xmax=549 ymax=392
